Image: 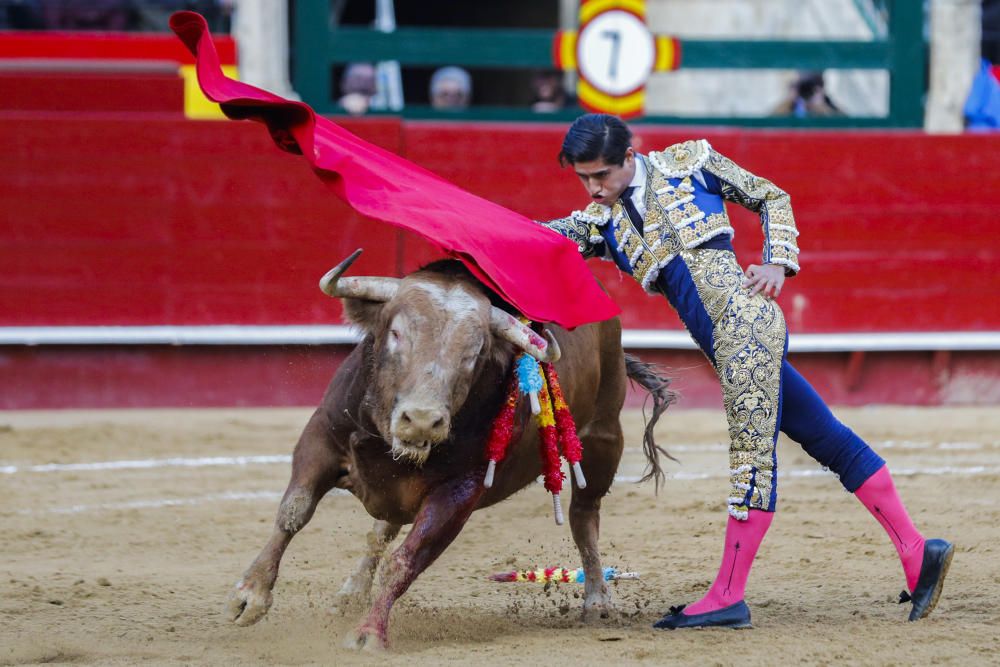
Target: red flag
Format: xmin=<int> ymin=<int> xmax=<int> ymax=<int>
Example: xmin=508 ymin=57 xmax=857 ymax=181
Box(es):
xmin=169 ymin=12 xmax=619 ymax=329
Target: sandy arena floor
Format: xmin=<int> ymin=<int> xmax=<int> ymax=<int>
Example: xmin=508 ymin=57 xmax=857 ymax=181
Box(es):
xmin=2 ymin=405 xmax=999 ymax=666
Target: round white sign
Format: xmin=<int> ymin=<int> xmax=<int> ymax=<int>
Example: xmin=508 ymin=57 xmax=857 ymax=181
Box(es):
xmin=576 ymin=10 xmax=655 ymax=96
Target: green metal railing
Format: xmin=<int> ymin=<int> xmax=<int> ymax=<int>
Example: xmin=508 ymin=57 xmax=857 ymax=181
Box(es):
xmin=292 ymin=0 xmax=925 ymax=127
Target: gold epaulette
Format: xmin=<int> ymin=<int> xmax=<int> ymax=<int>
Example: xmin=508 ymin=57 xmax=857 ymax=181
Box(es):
xmin=648 ymin=139 xmax=712 ymax=179
xmin=576 ymin=201 xmax=613 ymax=226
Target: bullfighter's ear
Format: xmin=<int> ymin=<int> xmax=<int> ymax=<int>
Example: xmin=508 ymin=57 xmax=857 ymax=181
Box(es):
xmin=341 ymin=297 xmax=385 ymax=332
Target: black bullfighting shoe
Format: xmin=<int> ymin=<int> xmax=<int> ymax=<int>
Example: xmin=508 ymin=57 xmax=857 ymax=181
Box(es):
xmin=652 ymin=601 xmax=752 ymax=630
xmin=899 ymin=538 xmax=954 ymax=621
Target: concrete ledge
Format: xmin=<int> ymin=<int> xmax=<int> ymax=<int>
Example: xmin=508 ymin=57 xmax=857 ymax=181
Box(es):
xmin=3 ymin=326 xmax=1000 ymax=352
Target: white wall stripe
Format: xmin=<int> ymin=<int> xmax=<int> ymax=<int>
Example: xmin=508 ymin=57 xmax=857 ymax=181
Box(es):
xmin=0 ymin=325 xmax=360 ymax=346
xmin=3 ymin=326 xmax=1000 ymax=352
xmin=620 ymin=329 xmax=1000 ymax=352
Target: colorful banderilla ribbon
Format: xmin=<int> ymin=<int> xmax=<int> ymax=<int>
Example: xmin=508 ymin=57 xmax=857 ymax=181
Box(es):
xmin=483 ymin=368 xmax=520 ymax=489
xmin=483 ymin=344 xmax=587 ymax=525
xmin=535 ymin=362 xmax=565 ymax=524
xmin=489 ymin=566 xmax=640 ymax=584
xmin=544 ymin=361 xmax=586 ymax=489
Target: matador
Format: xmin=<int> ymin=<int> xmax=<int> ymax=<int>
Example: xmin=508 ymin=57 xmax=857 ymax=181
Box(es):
xmin=540 ymin=114 xmax=953 ymax=630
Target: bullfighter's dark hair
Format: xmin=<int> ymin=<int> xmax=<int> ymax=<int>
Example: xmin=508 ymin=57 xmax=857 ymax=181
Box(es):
xmin=558 ymin=113 xmax=633 ymax=167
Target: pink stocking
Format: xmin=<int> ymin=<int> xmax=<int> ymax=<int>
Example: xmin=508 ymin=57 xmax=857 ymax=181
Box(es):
xmin=854 ymin=465 xmax=926 ymax=592
xmin=683 ymin=509 xmax=774 ymax=615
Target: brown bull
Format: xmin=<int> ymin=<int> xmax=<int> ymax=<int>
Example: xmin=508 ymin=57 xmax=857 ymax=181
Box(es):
xmin=225 ymin=250 xmax=672 ymax=650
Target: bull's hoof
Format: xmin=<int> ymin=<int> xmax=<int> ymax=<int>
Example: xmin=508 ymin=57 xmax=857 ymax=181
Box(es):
xmin=581 ymin=589 xmax=615 ymax=623
xmin=225 ymin=578 xmax=273 ymax=626
xmin=581 ymin=602 xmax=615 ymax=623
xmin=343 ymin=626 xmax=387 ymax=652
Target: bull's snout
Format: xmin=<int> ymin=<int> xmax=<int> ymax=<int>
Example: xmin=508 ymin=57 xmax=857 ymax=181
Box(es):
xmin=395 ymin=407 xmax=450 ymax=443
xmin=389 ymin=404 xmax=451 ymax=466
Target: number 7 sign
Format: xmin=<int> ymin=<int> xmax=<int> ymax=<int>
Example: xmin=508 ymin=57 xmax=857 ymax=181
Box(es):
xmin=553 ymin=0 xmax=680 ymax=118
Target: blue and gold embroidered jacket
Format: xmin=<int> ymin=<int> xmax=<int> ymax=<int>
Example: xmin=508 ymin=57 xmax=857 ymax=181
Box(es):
xmin=542 ymin=140 xmax=801 ymax=291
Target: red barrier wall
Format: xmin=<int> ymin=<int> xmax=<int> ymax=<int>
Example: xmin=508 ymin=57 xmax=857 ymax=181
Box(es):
xmin=5 ymin=346 xmax=999 ymax=409
xmin=1 ymin=115 xmax=407 ymax=328
xmin=3 ymin=115 xmax=998 ymax=333
xmin=0 ymin=72 xmax=185 ymax=113
xmin=2 ymin=113 xmax=999 ymax=408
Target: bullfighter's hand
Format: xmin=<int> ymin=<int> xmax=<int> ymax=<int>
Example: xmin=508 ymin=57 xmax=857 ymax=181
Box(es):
xmin=742 ymin=264 xmax=785 ymax=299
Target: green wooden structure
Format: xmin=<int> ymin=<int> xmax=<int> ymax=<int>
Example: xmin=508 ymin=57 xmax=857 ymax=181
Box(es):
xmin=292 ymin=0 xmax=924 ymax=127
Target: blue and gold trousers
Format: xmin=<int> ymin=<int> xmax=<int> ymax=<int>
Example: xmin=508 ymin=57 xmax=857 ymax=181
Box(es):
xmin=656 ymin=248 xmax=885 ymax=519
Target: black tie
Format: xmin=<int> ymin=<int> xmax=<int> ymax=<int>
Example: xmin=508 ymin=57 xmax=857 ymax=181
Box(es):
xmin=620 ymin=186 xmax=643 ymax=234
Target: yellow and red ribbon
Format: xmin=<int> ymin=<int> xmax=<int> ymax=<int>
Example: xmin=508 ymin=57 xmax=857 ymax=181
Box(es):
xmin=483 ymin=349 xmax=583 ymax=525
xmin=536 ymin=365 xmax=563 ymax=495
xmin=544 ymin=362 xmax=587 ymax=489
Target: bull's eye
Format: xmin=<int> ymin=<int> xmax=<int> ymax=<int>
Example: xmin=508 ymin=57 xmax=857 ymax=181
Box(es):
xmin=460 ymin=339 xmax=485 ymax=369
xmin=387 ymin=328 xmax=402 ymax=354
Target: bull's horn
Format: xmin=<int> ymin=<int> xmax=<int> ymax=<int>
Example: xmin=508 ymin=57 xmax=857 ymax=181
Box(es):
xmin=489 ymin=308 xmax=561 ymax=363
xmin=319 ymin=248 xmax=400 ymax=302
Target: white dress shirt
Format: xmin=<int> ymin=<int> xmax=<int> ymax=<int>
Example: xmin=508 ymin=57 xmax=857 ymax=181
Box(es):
xmin=625 ymin=153 xmax=648 ymax=217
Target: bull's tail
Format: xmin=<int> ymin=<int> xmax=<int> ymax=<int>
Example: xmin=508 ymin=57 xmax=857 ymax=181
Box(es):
xmin=625 ymin=353 xmax=677 ymax=493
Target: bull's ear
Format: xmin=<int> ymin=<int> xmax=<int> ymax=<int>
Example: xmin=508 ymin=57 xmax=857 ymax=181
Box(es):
xmin=487 ymin=335 xmax=516 ymax=370
xmin=341 ymin=297 xmax=385 ymax=332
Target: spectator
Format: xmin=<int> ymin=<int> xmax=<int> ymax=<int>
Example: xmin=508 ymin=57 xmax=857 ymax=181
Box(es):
xmin=16 ymin=1 xmax=229 ymax=32
xmin=3 ymin=1 xmax=45 ymax=29
xmin=337 ymin=62 xmax=377 ymax=116
xmin=963 ymin=58 xmax=1000 ymax=130
xmin=429 ymin=66 xmax=471 ymax=110
xmin=772 ymin=71 xmax=842 ymax=118
xmin=983 ymin=0 xmax=1000 ymax=64
xmin=530 ymin=69 xmax=570 ymax=113
xmin=133 ymin=1 xmax=230 ymax=32
xmin=40 ymin=0 xmax=133 ymax=30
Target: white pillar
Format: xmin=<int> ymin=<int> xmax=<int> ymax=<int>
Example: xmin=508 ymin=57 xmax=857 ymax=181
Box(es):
xmin=925 ymin=0 xmax=981 ymax=133
xmin=231 ymin=0 xmax=298 ymax=100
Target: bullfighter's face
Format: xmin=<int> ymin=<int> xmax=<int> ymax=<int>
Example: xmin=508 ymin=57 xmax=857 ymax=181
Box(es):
xmin=572 ymin=147 xmax=636 ymax=208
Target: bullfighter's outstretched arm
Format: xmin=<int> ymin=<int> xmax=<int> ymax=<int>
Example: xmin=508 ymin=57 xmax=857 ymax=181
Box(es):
xmin=537 ymin=202 xmax=609 ymax=260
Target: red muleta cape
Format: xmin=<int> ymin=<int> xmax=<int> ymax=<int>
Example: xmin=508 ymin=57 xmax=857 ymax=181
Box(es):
xmin=169 ymin=12 xmax=619 ymax=329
